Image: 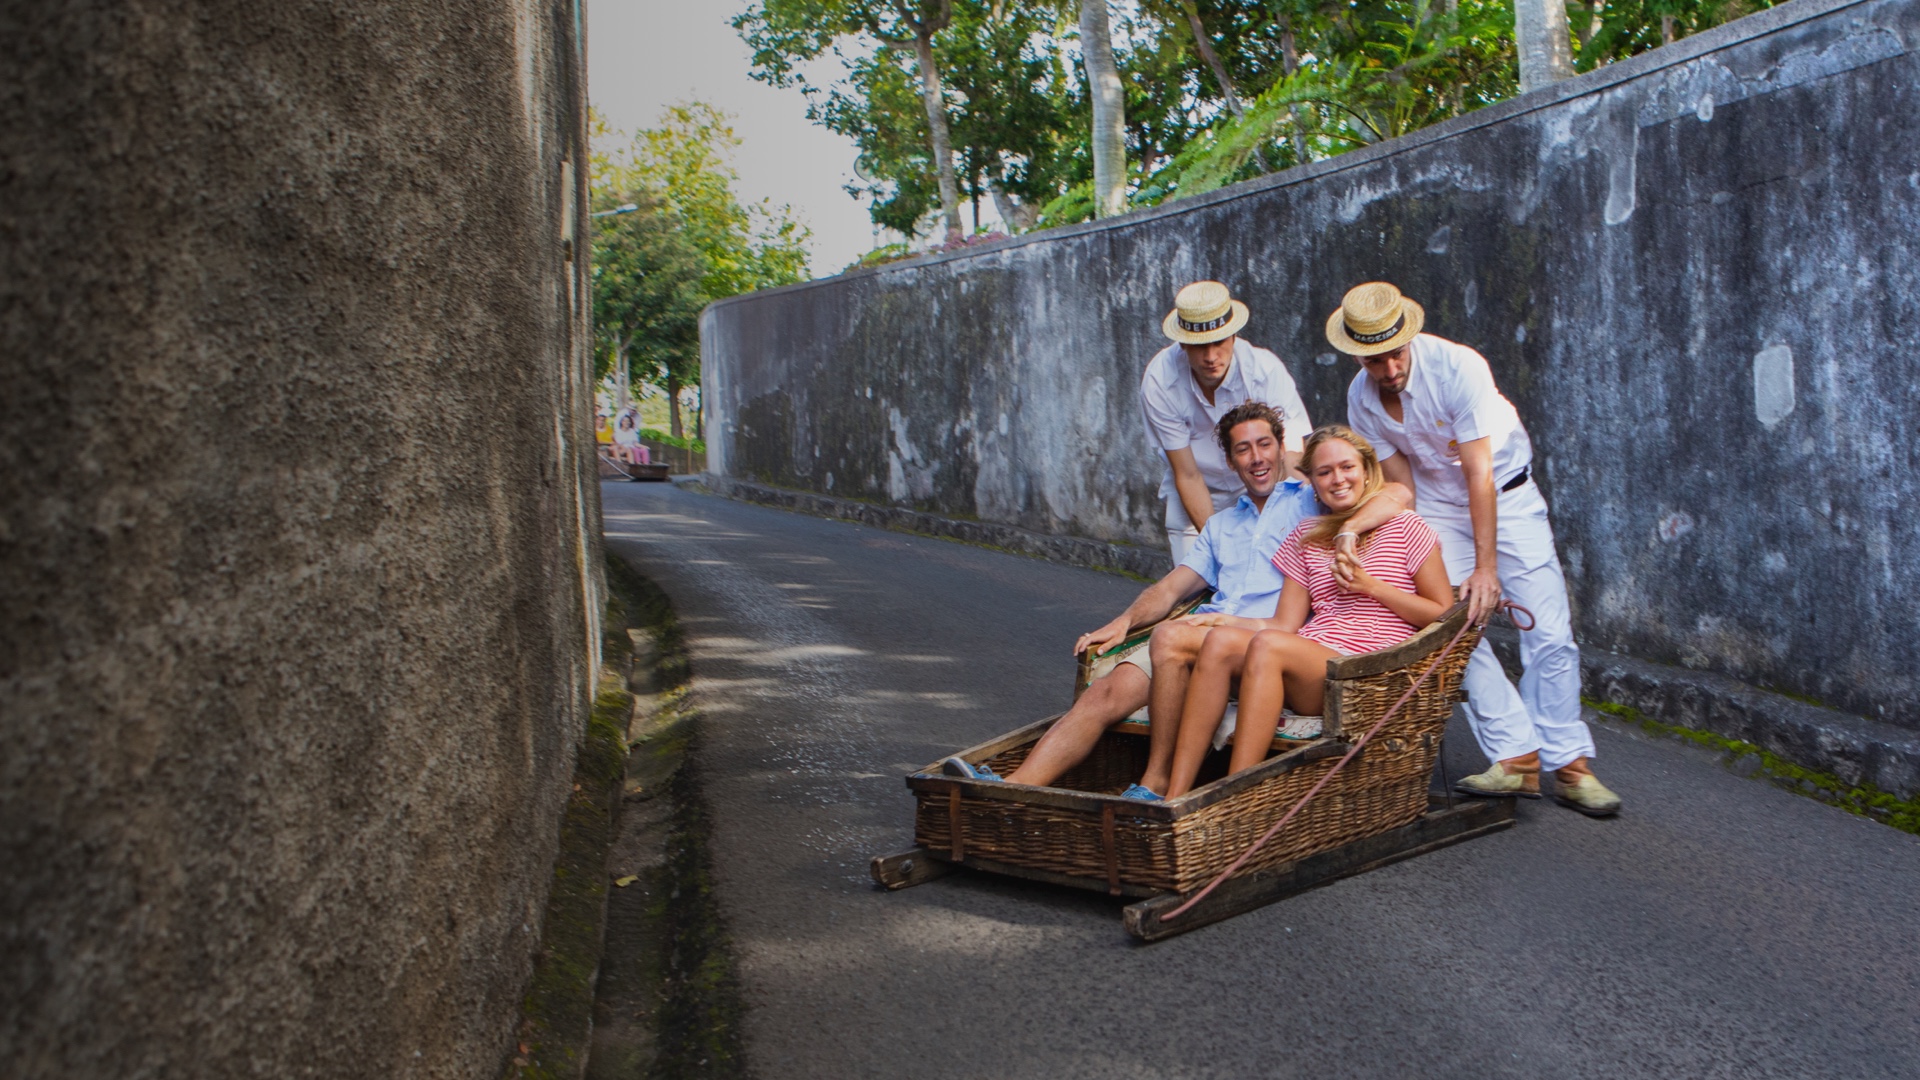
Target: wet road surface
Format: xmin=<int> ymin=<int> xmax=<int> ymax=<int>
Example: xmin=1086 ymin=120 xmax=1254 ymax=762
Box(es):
xmin=602 ymin=481 xmax=1920 ymax=1080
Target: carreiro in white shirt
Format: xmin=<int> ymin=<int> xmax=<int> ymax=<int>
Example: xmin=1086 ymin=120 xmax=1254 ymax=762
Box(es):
xmin=1139 ymin=338 xmax=1311 ymax=505
xmin=1344 ymin=333 xmax=1532 ymax=508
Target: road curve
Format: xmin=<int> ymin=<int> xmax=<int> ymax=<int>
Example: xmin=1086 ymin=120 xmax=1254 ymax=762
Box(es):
xmin=603 ymin=481 xmax=1920 ymax=1080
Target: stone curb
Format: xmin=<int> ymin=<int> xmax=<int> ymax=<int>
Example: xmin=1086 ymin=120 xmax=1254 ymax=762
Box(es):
xmin=682 ymin=474 xmax=1169 ymax=580
xmin=1484 ymin=625 xmax=1920 ymax=802
xmin=685 ymin=474 xmax=1920 ymax=804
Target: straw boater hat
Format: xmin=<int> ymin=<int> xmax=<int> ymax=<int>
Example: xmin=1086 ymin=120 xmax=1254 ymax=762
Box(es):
xmin=1162 ymin=281 xmax=1250 ymax=345
xmin=1325 ymin=281 xmax=1424 ymax=355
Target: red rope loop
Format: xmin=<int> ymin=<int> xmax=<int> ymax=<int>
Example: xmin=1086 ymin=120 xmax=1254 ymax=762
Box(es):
xmin=1502 ymin=600 xmax=1536 ymax=631
xmin=1159 ymin=600 xmax=1532 ymax=923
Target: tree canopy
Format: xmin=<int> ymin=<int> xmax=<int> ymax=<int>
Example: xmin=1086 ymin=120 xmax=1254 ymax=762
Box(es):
xmin=590 ymin=104 xmax=811 ymax=436
xmin=735 ymin=0 xmax=1776 ymax=249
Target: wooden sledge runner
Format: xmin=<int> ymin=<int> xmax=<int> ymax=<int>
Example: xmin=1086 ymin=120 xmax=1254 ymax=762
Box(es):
xmin=598 ymin=450 xmax=671 ymax=482
xmin=870 ymin=602 xmax=1516 ymax=941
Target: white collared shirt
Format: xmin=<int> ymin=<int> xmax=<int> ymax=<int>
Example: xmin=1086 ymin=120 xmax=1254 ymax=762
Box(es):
xmin=1140 ymin=339 xmax=1311 ymax=502
xmin=1345 ymin=333 xmax=1532 ymax=507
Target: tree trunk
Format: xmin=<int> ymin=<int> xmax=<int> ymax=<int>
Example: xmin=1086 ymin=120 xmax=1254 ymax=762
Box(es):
xmin=1279 ymin=16 xmax=1309 ymax=165
xmin=1514 ymin=0 xmax=1576 ymax=94
xmin=1435 ymin=0 xmax=1461 ymax=112
xmin=909 ymin=30 xmax=964 ymax=241
xmin=667 ymin=372 xmax=683 ymax=441
xmin=1180 ymin=0 xmax=1243 ymax=120
xmin=1577 ymin=0 xmax=1602 ymax=50
xmin=969 ymin=157 xmax=980 ymax=235
xmin=1662 ymin=15 xmax=1677 ymax=44
xmin=987 ymin=177 xmax=1038 ymax=232
xmin=1079 ymin=1 xmax=1127 ymax=218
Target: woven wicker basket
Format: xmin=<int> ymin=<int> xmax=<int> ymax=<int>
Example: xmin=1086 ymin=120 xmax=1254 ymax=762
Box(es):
xmin=909 ymin=603 xmax=1481 ymax=896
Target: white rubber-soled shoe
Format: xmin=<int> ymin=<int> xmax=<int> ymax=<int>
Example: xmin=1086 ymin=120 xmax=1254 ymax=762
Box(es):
xmin=1278 ymin=714 xmax=1323 ymax=740
xmin=1554 ymin=773 xmax=1622 ymax=817
xmin=1454 ymin=761 xmax=1542 ymax=799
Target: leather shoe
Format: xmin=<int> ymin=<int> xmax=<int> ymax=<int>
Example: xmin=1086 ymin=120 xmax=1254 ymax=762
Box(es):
xmin=1553 ymin=772 xmax=1622 ymax=817
xmin=1454 ymin=760 xmax=1542 ymax=799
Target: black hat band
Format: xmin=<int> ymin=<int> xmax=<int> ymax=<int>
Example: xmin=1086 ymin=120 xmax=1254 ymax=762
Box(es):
xmin=1179 ymin=310 xmax=1235 ymax=333
xmin=1345 ymin=313 xmax=1406 ymax=345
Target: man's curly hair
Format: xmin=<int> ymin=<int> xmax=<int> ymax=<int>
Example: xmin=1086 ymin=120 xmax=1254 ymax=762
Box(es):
xmin=1215 ymin=400 xmax=1286 ymax=457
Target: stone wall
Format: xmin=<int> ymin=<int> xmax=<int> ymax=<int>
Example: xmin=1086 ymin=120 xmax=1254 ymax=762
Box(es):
xmin=0 ymin=2 xmax=598 ymax=1076
xmin=703 ymin=0 xmax=1920 ymax=730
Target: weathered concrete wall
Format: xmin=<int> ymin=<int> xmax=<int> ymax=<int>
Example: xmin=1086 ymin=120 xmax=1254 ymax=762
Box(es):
xmin=704 ymin=0 xmax=1920 ymax=730
xmin=0 ymin=2 xmax=598 ymax=1077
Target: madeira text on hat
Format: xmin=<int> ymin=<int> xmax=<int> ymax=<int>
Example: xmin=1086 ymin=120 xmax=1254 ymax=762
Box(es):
xmin=1325 ymin=282 xmax=1424 ymax=356
xmin=1163 ymin=281 xmax=1251 ymax=345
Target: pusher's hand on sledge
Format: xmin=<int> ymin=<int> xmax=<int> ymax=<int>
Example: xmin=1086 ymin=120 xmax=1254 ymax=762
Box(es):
xmin=1459 ymin=565 xmax=1504 ymax=624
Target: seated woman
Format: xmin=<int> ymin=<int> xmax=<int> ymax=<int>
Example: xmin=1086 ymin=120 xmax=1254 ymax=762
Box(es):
xmin=612 ymin=411 xmax=643 ymax=464
xmin=1159 ymin=424 xmax=1454 ymax=798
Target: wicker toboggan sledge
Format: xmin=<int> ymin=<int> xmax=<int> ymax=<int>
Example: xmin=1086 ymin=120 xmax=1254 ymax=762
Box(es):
xmin=870 ymin=601 xmax=1517 ymax=940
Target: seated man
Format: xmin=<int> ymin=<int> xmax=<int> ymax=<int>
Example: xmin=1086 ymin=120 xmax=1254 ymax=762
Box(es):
xmin=942 ymin=401 xmax=1412 ymax=797
xmin=1162 ymin=423 xmax=1455 ymax=797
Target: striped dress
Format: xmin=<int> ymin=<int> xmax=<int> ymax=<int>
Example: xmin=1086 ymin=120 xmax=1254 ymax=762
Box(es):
xmin=1271 ymin=513 xmax=1440 ymax=655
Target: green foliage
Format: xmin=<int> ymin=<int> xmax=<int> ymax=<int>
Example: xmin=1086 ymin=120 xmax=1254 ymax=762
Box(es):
xmin=1572 ymin=0 xmax=1776 ymax=70
xmin=844 ymin=241 xmax=915 ymax=271
xmin=1587 ymin=697 xmax=1920 ymax=835
xmin=734 ymin=0 xmax=969 ymax=235
xmin=590 ymin=188 xmax=705 ymax=390
xmin=1140 ymin=0 xmax=1517 ymax=205
xmin=740 ymin=0 xmax=1086 ymax=239
xmin=639 ymin=428 xmax=707 ymax=454
xmin=590 ymin=104 xmax=811 ymax=434
xmin=592 ymin=105 xmax=812 ymax=299
xmin=739 ymin=0 xmax=1777 ymax=240
xmin=1034 ymin=178 xmax=1095 ymax=229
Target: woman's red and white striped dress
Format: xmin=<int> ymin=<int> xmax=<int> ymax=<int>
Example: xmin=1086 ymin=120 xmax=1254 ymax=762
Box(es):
xmin=1270 ymin=512 xmax=1440 ymax=655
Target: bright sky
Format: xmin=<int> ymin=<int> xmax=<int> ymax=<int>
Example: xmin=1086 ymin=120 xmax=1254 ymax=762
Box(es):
xmin=587 ymin=0 xmax=879 ymax=277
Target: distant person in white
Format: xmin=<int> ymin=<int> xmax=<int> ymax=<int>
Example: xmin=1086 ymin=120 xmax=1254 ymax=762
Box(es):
xmin=1333 ymin=282 xmax=1621 ymax=817
xmin=1141 ymin=281 xmax=1311 ymax=566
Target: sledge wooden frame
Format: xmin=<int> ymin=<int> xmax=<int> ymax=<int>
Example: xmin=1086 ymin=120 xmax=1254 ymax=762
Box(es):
xmin=597 ymin=450 xmax=671 ymax=482
xmin=870 ymin=602 xmax=1516 ymax=941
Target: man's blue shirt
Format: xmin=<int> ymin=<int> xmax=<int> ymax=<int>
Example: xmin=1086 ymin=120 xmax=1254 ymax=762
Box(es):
xmin=1179 ymin=479 xmax=1321 ymax=618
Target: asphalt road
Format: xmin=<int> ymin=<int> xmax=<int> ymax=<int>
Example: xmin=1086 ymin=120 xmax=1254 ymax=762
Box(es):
xmin=602 ymin=481 xmax=1920 ymax=1080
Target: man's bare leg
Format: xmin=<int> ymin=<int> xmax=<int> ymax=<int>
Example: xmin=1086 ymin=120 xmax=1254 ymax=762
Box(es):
xmin=1135 ymin=620 xmax=1213 ymax=794
xmin=1003 ymin=663 xmax=1150 ymax=788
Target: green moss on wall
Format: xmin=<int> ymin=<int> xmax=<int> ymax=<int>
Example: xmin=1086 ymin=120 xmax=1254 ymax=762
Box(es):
xmin=1585 ymin=697 xmax=1920 ymax=835
xmin=509 ymin=553 xmax=746 ymax=1079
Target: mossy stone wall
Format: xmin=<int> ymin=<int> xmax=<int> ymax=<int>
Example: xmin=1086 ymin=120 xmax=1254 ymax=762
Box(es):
xmin=703 ymin=0 xmax=1920 ymax=729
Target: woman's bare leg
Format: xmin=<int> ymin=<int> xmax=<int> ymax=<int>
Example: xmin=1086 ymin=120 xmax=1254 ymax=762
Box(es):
xmin=1229 ymin=631 xmax=1342 ymax=774
xmin=1163 ymin=627 xmax=1256 ymax=798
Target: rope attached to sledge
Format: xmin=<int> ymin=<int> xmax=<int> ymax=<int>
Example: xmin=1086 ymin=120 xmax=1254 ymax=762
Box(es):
xmin=1158 ymin=600 xmax=1534 ymax=924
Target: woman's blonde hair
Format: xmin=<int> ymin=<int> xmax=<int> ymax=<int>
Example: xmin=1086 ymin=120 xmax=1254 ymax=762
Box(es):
xmin=1301 ymin=423 xmax=1386 ymax=547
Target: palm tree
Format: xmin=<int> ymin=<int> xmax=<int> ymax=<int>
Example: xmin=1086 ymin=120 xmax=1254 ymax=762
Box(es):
xmin=1079 ymin=1 xmax=1127 ymax=217
xmin=1514 ymin=0 xmax=1575 ymax=91
xmin=881 ymin=1 xmax=966 ymax=239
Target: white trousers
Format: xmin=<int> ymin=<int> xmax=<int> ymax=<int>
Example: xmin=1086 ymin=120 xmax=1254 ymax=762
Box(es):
xmin=1164 ymin=490 xmax=1239 ymax=568
xmin=1418 ymin=482 xmax=1595 ymax=771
